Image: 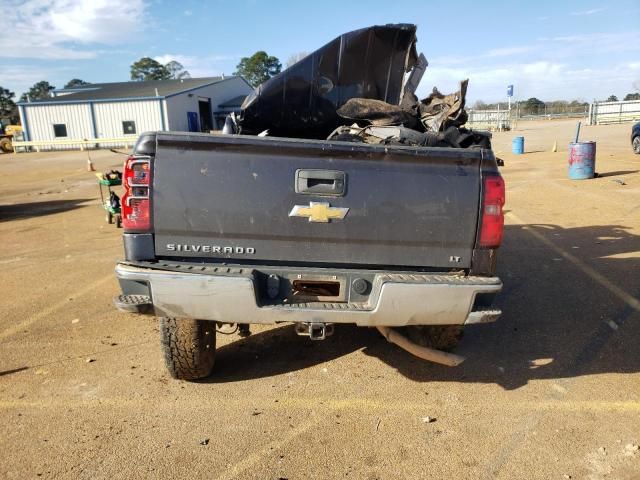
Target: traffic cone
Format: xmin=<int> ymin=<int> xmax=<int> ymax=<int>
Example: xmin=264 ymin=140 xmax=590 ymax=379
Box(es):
xmin=552 ymin=141 xmax=557 ymax=152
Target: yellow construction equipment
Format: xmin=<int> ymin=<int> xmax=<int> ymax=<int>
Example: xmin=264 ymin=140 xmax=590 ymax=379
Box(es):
xmin=0 ymin=120 xmax=22 ymax=153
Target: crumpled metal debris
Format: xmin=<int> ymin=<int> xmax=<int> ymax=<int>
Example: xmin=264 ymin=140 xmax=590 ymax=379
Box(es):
xmin=336 ymin=99 xmax=419 ymax=129
xmin=418 ymin=80 xmax=469 ymax=132
xmin=234 ymin=24 xmax=491 ymax=151
xmin=331 ymin=77 xmax=488 ymax=149
xmin=327 ymin=124 xmax=491 ymax=149
xmin=237 ymin=24 xmax=418 ymax=138
xmin=335 ymin=79 xmax=470 ymax=134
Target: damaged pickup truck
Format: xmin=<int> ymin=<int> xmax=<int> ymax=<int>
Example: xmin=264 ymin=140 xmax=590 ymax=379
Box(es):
xmin=114 ymin=24 xmax=505 ymax=380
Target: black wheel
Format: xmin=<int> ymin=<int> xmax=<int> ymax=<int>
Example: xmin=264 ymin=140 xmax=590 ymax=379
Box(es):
xmin=106 ymin=211 xmax=113 ymax=224
xmin=115 ymin=214 xmax=122 ymax=228
xmin=405 ymin=325 xmax=464 ymax=351
xmin=160 ymin=317 xmax=216 ymax=380
xmin=633 ymin=136 xmax=640 ymax=154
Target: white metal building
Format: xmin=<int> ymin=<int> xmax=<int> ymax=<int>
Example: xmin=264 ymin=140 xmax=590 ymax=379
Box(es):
xmin=17 ymin=76 xmax=252 ymax=149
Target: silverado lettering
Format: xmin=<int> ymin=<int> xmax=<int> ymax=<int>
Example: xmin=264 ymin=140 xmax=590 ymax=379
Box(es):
xmin=166 ymin=244 xmax=256 ymax=254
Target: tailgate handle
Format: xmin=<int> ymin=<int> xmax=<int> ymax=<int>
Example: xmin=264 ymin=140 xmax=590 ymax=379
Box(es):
xmin=295 ymin=169 xmax=346 ymax=196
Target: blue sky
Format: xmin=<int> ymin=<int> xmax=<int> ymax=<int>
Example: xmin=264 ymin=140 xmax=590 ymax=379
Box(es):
xmin=1 ymin=0 xmax=639 ymax=103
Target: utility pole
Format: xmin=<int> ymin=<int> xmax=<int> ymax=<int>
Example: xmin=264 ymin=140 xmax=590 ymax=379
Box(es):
xmin=507 ymin=85 xmax=514 ymax=130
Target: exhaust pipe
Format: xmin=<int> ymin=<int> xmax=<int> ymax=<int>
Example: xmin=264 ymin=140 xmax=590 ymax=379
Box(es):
xmin=376 ymin=326 xmax=465 ymax=367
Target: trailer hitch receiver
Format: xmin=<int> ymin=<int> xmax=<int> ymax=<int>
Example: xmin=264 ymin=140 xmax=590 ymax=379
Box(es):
xmin=295 ymin=322 xmax=335 ymax=341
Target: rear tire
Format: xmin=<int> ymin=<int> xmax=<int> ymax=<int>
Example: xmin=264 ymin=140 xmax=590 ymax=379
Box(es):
xmin=633 ymin=136 xmax=640 ymax=154
xmin=160 ymin=317 xmax=216 ymax=380
xmin=405 ymin=325 xmax=464 ymax=351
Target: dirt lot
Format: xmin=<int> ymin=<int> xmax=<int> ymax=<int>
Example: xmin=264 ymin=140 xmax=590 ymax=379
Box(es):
xmin=1 ymin=119 xmax=639 ymax=479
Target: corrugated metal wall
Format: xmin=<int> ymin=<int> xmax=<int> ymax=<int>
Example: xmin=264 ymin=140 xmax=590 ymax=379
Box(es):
xmin=93 ymin=100 xmax=163 ymax=147
xmin=21 ymin=99 xmax=164 ymax=149
xmin=23 ymin=103 xmax=93 ymax=150
xmin=20 ymin=78 xmax=253 ymax=150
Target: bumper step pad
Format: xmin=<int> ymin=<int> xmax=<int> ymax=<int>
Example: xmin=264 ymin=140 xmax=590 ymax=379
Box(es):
xmin=113 ymin=294 xmax=152 ymax=314
xmin=464 ymin=308 xmax=502 ymax=324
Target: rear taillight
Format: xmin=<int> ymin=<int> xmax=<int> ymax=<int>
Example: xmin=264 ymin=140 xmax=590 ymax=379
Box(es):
xmin=122 ymin=155 xmax=151 ymax=232
xmin=479 ymin=175 xmax=505 ymax=248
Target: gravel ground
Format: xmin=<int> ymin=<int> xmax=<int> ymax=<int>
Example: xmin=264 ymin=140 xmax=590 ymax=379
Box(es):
xmin=0 ymin=119 xmax=639 ymax=479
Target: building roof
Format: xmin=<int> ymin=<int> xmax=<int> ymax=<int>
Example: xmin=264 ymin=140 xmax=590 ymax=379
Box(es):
xmin=218 ymin=95 xmax=248 ymax=109
xmin=20 ymin=77 xmax=243 ymax=104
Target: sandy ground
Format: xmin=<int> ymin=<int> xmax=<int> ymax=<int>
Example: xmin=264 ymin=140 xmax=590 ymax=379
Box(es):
xmin=0 ymin=119 xmax=639 ymax=479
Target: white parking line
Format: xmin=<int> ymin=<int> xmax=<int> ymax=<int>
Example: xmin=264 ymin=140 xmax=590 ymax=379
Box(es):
xmin=212 ymin=416 xmax=319 ymax=480
xmin=0 ymin=273 xmax=114 ymax=341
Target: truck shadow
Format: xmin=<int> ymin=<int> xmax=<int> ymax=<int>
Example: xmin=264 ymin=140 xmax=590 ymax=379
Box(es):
xmin=209 ymin=323 xmax=370 ymax=383
xmin=0 ymin=198 xmax=93 ymax=222
xmin=209 ymin=222 xmax=640 ymax=390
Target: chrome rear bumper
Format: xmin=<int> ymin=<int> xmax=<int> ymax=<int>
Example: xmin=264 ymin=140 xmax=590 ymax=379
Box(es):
xmin=115 ymin=263 xmax=502 ymax=327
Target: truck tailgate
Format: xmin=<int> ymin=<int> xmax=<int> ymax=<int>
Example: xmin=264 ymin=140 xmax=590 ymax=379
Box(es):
xmin=152 ymin=133 xmax=481 ymax=269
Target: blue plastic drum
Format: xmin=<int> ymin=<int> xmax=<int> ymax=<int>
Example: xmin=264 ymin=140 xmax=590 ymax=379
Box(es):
xmin=568 ymin=142 xmax=596 ymax=180
xmin=512 ymin=136 xmax=524 ymax=154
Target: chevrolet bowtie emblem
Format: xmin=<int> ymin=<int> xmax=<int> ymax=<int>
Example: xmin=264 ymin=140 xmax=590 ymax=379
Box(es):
xmin=288 ymin=202 xmax=349 ymax=223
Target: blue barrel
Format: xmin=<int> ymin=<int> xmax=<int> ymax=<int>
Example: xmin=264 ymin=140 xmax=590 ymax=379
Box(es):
xmin=512 ymin=136 xmax=524 ymax=154
xmin=568 ymin=142 xmax=596 ymax=180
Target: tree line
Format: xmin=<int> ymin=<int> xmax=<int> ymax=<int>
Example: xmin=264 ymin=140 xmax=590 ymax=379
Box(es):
xmin=605 ymin=93 xmax=640 ymax=102
xmin=127 ymin=51 xmax=305 ymax=86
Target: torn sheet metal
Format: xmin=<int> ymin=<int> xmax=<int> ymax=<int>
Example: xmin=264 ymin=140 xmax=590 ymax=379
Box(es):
xmin=419 ymin=79 xmax=469 ymax=132
xmin=336 ymin=79 xmax=470 ymax=133
xmin=336 ymin=98 xmax=418 ymax=128
xmin=237 ymin=24 xmax=418 ymax=139
xmin=401 ymin=53 xmax=428 ymax=102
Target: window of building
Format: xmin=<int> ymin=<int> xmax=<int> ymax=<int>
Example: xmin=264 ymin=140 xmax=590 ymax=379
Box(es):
xmin=53 ymin=124 xmax=67 ymax=137
xmin=122 ymin=121 xmax=137 ymax=135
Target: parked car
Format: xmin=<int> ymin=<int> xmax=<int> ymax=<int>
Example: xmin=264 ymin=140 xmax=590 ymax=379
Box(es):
xmin=632 ymin=122 xmax=640 ymax=154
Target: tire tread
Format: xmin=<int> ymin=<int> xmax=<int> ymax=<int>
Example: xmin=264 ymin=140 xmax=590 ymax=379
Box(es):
xmin=160 ymin=317 xmax=216 ymax=380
